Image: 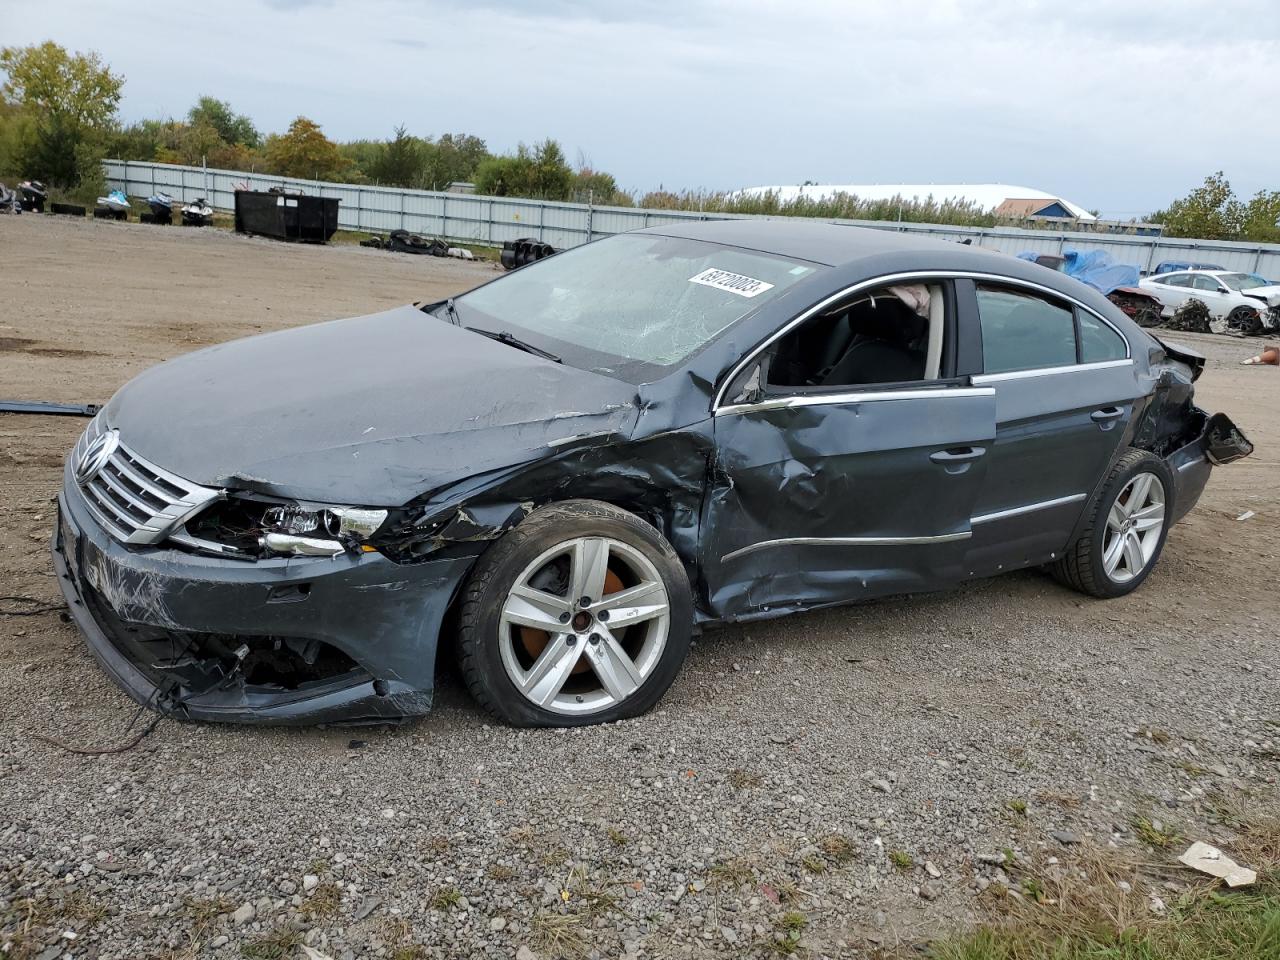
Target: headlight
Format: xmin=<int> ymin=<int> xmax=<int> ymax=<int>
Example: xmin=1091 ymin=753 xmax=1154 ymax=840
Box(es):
xmin=259 ymin=504 xmax=388 ymax=557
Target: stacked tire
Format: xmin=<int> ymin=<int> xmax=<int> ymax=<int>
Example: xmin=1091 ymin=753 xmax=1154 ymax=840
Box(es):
xmin=500 ymin=238 xmax=555 ymax=271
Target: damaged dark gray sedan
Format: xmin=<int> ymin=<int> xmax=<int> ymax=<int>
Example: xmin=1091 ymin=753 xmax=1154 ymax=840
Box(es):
xmin=53 ymin=221 xmax=1252 ymax=726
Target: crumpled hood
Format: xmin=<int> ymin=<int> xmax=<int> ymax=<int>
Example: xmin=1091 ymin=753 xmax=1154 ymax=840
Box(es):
xmin=1241 ymin=285 xmax=1280 ymax=307
xmin=105 ymin=305 xmax=640 ymax=505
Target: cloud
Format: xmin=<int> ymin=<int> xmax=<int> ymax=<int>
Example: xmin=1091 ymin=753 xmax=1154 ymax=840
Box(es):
xmin=5 ymin=0 xmax=1278 ymax=216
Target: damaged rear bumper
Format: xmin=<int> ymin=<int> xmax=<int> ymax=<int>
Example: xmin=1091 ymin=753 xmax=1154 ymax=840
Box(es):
xmin=1164 ymin=410 xmax=1253 ymax=522
xmin=53 ymin=478 xmax=476 ymax=725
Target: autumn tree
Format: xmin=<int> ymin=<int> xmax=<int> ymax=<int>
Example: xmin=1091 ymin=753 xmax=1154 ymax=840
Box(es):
xmin=0 ymin=41 xmax=122 ymax=186
xmin=263 ymin=116 xmax=348 ymax=180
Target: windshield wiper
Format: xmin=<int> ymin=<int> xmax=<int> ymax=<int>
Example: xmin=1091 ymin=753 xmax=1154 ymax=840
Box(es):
xmin=465 ymin=326 xmax=561 ymax=363
xmin=441 ymin=298 xmax=461 ymax=325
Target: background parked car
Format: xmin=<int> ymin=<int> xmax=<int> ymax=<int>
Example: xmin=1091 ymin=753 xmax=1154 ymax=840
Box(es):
xmin=1139 ymin=269 xmax=1280 ymax=335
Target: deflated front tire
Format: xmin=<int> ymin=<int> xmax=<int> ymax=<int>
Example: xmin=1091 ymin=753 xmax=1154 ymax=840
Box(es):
xmin=456 ymin=500 xmax=694 ymax=727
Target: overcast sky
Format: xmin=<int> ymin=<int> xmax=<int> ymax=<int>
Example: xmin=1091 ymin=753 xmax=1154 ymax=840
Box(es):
xmin=7 ymin=0 xmax=1278 ymax=217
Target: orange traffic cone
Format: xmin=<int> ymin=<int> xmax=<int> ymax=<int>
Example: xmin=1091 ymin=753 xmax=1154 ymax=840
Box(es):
xmin=1241 ymin=345 xmax=1279 ymax=366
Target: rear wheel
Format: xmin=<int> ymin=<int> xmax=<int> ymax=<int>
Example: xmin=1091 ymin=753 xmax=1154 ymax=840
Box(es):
xmin=457 ymin=500 xmax=693 ymax=726
xmin=1051 ymin=450 xmax=1173 ymax=598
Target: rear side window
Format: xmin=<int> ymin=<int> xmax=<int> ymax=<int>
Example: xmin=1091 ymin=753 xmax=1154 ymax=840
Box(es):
xmin=976 ymin=285 xmax=1077 ymax=374
xmin=1158 ymin=273 xmax=1190 ymax=287
xmin=1078 ymin=311 xmax=1127 ymax=362
xmin=1191 ymin=275 xmax=1222 ymax=291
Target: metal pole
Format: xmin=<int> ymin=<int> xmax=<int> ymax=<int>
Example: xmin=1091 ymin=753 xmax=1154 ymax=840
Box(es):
xmin=586 ymin=190 xmax=594 ymax=242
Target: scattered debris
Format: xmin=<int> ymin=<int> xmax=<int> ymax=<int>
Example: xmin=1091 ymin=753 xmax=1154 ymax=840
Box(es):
xmin=1241 ymin=345 xmax=1279 ymax=366
xmin=1166 ymin=298 xmax=1212 ymax=333
xmin=0 ymin=400 xmax=102 ymax=417
xmin=500 ymin=237 xmax=556 ymax=270
xmin=1236 ymin=510 xmax=1256 ymax=522
xmin=1177 ymin=841 xmax=1257 ymax=887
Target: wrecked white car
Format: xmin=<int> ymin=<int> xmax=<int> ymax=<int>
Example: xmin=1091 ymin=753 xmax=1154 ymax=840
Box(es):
xmin=54 ymin=222 xmax=1252 ymax=727
xmin=1139 ymin=269 xmax=1280 ymax=335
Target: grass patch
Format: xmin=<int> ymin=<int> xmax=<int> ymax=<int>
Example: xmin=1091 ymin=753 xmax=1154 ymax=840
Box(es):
xmin=926 ymin=864 xmax=1280 ymax=959
xmin=530 ymin=909 xmax=589 ymax=959
xmin=767 ymin=911 xmax=809 ymax=955
xmin=487 ymin=863 xmax=516 ymax=881
xmin=1007 ymin=799 xmax=1028 ymax=817
xmin=818 ymin=833 xmax=858 ymax=864
xmin=1131 ymin=814 xmax=1182 ymax=850
xmin=428 ymin=886 xmax=462 ymax=910
xmin=708 ymin=857 xmax=756 ymax=889
xmin=728 ymin=768 xmax=763 ymax=789
xmin=239 ymin=927 xmax=302 ymax=960
xmin=606 ymin=827 xmax=628 ymax=847
xmin=889 ymin=849 xmax=914 ymax=870
xmin=300 ymin=880 xmax=342 ymax=920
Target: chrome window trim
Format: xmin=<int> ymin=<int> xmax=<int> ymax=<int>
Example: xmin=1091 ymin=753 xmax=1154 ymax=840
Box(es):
xmin=716 ymin=385 xmax=994 ymax=417
xmin=721 ymin=531 xmax=970 ymax=564
xmin=971 ymin=358 xmax=1133 ymax=384
xmin=971 ymin=492 xmax=1087 ymax=526
xmin=711 ymin=269 xmax=1133 ymax=412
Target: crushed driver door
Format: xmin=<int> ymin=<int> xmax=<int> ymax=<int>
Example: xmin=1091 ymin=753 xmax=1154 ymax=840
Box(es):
xmin=702 ymin=383 xmax=996 ymax=619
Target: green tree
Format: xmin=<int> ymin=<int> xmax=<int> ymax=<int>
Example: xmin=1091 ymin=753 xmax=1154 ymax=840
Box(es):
xmin=1241 ymin=190 xmax=1280 ymax=244
xmin=366 ymin=124 xmax=424 ymax=186
xmin=263 ymin=116 xmax=348 ymax=180
xmin=420 ymin=132 xmax=488 ymax=189
xmin=187 ymin=96 xmax=260 ymax=148
xmin=474 ymin=138 xmax=573 ymax=200
xmin=0 ymin=41 xmax=122 ymax=187
xmin=1151 ymin=172 xmax=1245 ymax=240
xmin=572 ymin=166 xmax=631 ymax=205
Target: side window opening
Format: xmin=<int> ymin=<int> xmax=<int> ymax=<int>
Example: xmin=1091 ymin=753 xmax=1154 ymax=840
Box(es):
xmin=1077 ymin=310 xmax=1127 ymax=363
xmin=976 ymin=285 xmax=1076 ymax=375
xmin=765 ymin=283 xmax=944 ymax=390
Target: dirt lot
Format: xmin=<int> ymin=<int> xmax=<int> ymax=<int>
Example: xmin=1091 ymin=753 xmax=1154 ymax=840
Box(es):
xmin=1 ymin=215 xmax=1277 ymax=959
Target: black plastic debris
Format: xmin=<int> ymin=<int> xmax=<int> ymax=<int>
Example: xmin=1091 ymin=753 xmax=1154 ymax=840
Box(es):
xmin=18 ymin=180 xmax=47 ymax=212
xmin=362 ymin=229 xmax=451 ymax=256
xmin=500 ymin=237 xmax=556 ymax=270
xmin=235 ymin=190 xmax=339 ymax=243
xmin=50 ymin=202 xmax=86 ymax=217
xmin=93 ymin=206 xmax=127 ymax=221
xmin=0 ymin=400 xmax=102 ymax=417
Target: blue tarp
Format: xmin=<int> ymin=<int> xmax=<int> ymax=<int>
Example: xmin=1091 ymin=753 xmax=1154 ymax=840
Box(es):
xmin=1018 ymin=249 xmax=1139 ymax=295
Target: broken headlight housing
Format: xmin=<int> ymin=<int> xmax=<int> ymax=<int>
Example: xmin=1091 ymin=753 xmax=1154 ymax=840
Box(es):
xmin=258 ymin=504 xmax=389 ymax=557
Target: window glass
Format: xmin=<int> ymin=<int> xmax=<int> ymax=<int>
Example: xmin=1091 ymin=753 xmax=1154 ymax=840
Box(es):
xmin=765 ymin=284 xmax=935 ymax=389
xmin=455 ymin=234 xmax=821 ymax=383
xmin=1191 ymin=275 xmax=1222 ymax=291
xmin=1077 ymin=311 xmax=1127 ymax=363
xmin=1158 ymin=273 xmax=1190 ymax=287
xmin=976 ymin=286 xmax=1077 ymax=374
xmin=1221 ymin=273 xmax=1266 ymax=290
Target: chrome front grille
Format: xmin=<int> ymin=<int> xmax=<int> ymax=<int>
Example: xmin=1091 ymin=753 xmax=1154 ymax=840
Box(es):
xmin=72 ymin=418 xmax=222 ymax=545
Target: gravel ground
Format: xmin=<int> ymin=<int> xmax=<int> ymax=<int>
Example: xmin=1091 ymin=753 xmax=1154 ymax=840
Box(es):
xmin=1 ymin=215 xmax=1277 ymax=959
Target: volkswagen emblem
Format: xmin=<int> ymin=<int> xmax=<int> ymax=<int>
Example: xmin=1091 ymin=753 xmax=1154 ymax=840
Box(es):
xmin=75 ymin=428 xmax=120 ymax=486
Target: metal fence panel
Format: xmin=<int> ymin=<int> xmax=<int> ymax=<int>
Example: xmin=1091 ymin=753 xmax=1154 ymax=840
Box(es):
xmin=104 ymin=159 xmax=1280 ymax=277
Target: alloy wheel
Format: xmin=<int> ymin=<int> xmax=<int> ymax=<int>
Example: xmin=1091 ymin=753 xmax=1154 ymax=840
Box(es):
xmin=498 ymin=536 xmax=671 ymax=716
xmin=1102 ymin=472 xmax=1166 ymax=584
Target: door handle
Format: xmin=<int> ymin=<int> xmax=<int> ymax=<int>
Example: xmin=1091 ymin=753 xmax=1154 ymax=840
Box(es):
xmin=1091 ymin=407 xmax=1124 ymax=425
xmin=930 ymin=446 xmax=986 ymax=464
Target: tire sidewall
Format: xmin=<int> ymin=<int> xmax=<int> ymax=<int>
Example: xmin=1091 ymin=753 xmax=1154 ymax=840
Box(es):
xmin=464 ymin=501 xmax=693 ymax=727
xmin=1088 ymin=454 xmax=1175 ymax=597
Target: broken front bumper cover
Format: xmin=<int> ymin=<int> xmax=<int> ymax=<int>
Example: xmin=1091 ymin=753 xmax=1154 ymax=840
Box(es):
xmin=53 ymin=468 xmax=477 ymax=724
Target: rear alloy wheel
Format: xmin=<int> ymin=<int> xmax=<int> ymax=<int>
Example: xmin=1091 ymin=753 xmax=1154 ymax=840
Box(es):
xmin=1051 ymin=449 xmax=1173 ymax=598
xmin=457 ymin=500 xmax=693 ymax=726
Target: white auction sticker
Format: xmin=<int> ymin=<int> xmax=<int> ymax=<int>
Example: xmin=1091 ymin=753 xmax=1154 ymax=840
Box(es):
xmin=688 ymin=268 xmax=775 ymax=298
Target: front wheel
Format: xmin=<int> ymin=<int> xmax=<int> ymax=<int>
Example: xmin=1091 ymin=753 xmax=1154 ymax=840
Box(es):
xmin=1051 ymin=450 xmax=1173 ymax=598
xmin=457 ymin=500 xmax=693 ymax=726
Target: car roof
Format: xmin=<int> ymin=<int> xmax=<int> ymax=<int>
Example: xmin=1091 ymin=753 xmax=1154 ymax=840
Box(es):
xmin=635 ymin=218 xmax=989 ymax=268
